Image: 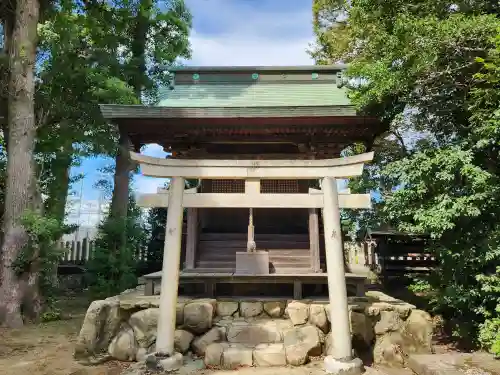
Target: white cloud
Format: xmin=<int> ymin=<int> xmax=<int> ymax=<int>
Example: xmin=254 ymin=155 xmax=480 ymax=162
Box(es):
xmin=188 ymin=31 xmax=313 ymax=66
xmin=133 ymin=175 xmax=169 ymax=194
xmin=140 ymin=143 xmax=168 ymax=158
xmin=184 ymin=0 xmax=314 ymax=66
xmin=134 ymin=144 xmax=170 ymax=194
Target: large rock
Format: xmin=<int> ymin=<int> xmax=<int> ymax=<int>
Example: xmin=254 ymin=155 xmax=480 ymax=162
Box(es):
xmin=374 ymin=310 xmax=433 ymax=368
xmin=286 ymin=301 xmax=309 ymax=326
xmin=350 ymin=311 xmax=374 ymax=345
xmin=373 ymin=332 xmax=406 ymax=366
xmin=309 ymin=304 xmax=328 ymax=333
xmin=253 ymin=343 xmax=286 ymax=367
xmin=374 ymin=310 xmax=403 ymax=335
xmin=74 ymin=299 xmax=121 ymax=360
xmin=283 ymin=325 xmax=322 ymax=366
xmin=118 ymin=296 xmax=161 ymax=311
xmin=263 ymin=301 xmax=285 ymax=318
xmin=108 ymin=325 xmax=138 ymax=361
xmin=174 ymin=329 xmax=194 ymax=354
xmin=222 ymin=343 xmax=254 ymax=369
xmin=204 ymin=342 xmax=227 ymax=367
xmin=129 ymin=308 xmax=159 ymax=348
xmin=240 ymin=302 xmax=263 ymax=318
xmin=394 ymin=304 xmax=414 ymax=319
xmin=184 ymin=300 xmax=214 ymax=334
xmin=192 ymin=327 xmax=225 ymax=356
xmin=176 ymin=302 xmax=186 ymax=325
xmin=216 ymin=301 xmax=239 ymax=317
xmin=226 ymin=320 xmax=282 ymax=344
xmin=402 ymin=309 xmax=433 ymax=352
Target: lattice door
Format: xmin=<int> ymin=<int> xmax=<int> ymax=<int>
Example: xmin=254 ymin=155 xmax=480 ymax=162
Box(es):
xmin=205 ymin=179 xmax=245 ymax=193
xmin=260 ymin=179 xmax=299 ymax=194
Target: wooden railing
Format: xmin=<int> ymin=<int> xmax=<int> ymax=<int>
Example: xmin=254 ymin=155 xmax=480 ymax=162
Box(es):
xmin=58 ymin=238 xmax=148 ymax=265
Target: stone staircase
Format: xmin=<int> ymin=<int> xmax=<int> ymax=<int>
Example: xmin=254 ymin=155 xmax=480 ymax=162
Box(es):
xmin=193 ymin=316 xmax=324 ymax=368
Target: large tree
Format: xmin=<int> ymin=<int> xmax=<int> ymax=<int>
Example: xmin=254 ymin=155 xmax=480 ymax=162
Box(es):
xmin=312 ymin=0 xmax=500 ymax=350
xmin=0 ymin=0 xmax=41 ymax=327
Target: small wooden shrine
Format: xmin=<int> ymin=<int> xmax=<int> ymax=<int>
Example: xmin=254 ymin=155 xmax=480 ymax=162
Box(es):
xmin=364 ymin=228 xmax=434 ymax=282
xmin=100 ymin=65 xmax=385 ymax=284
xmin=100 ymin=66 xmax=387 ymax=371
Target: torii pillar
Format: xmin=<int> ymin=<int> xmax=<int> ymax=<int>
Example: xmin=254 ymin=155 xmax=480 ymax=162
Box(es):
xmin=322 ymin=177 xmax=363 ymax=373
xmin=131 ymin=152 xmax=372 ymax=375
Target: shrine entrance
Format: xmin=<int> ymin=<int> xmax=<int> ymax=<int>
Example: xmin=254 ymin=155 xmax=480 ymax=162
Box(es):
xmin=130 ymin=150 xmax=373 ymax=372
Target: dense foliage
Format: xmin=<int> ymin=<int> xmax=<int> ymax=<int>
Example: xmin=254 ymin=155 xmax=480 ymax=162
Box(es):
xmin=85 ymin=193 xmax=147 ymax=299
xmin=312 ymin=0 xmax=500 ymax=353
xmin=0 ymin=0 xmax=191 ymax=326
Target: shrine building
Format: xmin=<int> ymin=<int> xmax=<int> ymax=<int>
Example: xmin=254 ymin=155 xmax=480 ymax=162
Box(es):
xmin=100 ymin=65 xmax=387 ymax=372
xmin=100 ymin=65 xmax=385 ymax=299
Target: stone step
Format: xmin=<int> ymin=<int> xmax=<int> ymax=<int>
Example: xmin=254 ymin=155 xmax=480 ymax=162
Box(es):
xmin=198 ymin=320 xmax=325 ymax=369
xmin=215 ymin=317 xmax=294 ymax=344
xmin=407 ymin=353 xmax=500 ymax=375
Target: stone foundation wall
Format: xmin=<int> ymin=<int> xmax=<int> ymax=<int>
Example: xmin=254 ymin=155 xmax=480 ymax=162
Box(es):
xmin=74 ymin=289 xmax=434 ymax=369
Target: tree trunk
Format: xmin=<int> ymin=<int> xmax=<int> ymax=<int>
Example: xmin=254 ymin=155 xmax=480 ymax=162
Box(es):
xmin=45 ymin=153 xmax=72 ymax=222
xmin=0 ymin=17 xmax=14 ymax=259
xmin=23 ymin=178 xmax=45 ymax=322
xmin=20 ymin=256 xmax=42 ymax=322
xmin=0 ymin=0 xmax=40 ymax=327
xmin=1 ymin=15 xmax=13 ymax=153
xmin=107 ymin=0 xmax=151 ymax=248
xmin=110 ymin=131 xmax=131 ymax=221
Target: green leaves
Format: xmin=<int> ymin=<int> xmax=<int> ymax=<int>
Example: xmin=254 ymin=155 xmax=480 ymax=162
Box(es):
xmin=313 ymin=0 xmax=500 ymax=345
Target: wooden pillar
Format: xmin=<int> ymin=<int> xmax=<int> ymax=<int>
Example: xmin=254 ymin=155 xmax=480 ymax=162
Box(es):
xmin=247 ymin=208 xmax=256 ymax=252
xmin=185 ymin=208 xmax=198 ymax=269
xmin=245 ymin=179 xmax=259 ymax=252
xmin=155 ymin=177 xmax=185 ymax=356
xmin=309 ymin=208 xmax=321 ymax=272
xmin=321 ymin=177 xmax=352 ymax=360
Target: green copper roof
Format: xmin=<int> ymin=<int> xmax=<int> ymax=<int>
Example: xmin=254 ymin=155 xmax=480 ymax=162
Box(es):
xmin=157 ymin=82 xmax=350 ymax=108
xmin=168 ymin=65 xmax=347 ymax=73
xmin=155 ymin=65 xmax=351 ymax=108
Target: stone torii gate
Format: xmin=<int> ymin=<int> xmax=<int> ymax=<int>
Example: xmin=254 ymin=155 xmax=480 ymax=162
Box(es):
xmin=132 ymin=151 xmax=374 ymax=375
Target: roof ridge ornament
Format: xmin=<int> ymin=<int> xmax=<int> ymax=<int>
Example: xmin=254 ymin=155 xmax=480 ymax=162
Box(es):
xmin=168 ymin=72 xmax=175 ymax=91
xmin=336 ymin=71 xmax=347 ymax=88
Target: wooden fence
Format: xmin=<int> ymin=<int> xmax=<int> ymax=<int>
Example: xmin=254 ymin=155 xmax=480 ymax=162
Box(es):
xmin=57 ymin=238 xmax=148 ymax=274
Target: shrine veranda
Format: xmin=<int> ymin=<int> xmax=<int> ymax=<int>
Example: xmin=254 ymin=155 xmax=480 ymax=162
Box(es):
xmin=99 ymin=65 xmax=387 ymax=371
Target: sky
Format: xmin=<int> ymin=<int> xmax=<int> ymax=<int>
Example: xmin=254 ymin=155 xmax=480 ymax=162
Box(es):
xmin=67 ymin=0 xmax=315 ymax=227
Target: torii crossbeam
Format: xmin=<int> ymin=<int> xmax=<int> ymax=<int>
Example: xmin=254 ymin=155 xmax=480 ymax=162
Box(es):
xmin=131 ymin=151 xmax=374 ymax=373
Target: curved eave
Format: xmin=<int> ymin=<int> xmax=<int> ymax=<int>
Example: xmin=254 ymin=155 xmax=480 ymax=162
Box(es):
xmin=168 ymin=64 xmax=347 ymax=73
xmin=99 ymin=104 xmax=359 ymax=119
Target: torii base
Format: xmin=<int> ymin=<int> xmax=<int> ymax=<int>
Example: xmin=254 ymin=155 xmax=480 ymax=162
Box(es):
xmin=324 ymin=356 xmax=364 ymax=375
